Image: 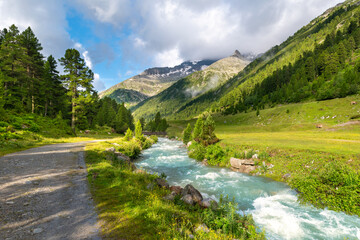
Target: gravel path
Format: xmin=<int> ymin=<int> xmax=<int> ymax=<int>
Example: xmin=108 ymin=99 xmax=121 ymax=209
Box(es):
xmin=0 ymin=141 xmax=102 ymax=240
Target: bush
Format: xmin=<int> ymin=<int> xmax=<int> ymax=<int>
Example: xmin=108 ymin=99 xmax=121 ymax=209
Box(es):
xmin=201 ymin=195 xmax=265 ymax=239
xmin=124 ymin=128 xmax=133 ymax=141
xmin=117 ymin=139 xmax=142 ymax=159
xmin=205 ymin=145 xmax=226 ymax=166
xmin=0 ymin=121 xmax=9 ymax=127
xmin=141 ymin=137 xmax=154 ymax=150
xmin=188 ymin=142 xmax=206 ymax=161
xmin=150 ymin=135 xmax=158 ymax=143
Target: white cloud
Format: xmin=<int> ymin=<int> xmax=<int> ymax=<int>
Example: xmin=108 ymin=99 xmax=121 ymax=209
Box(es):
xmin=93 ymin=73 xmax=106 ymax=91
xmin=72 ymin=0 xmax=344 ymax=63
xmin=154 ymin=47 xmax=183 ymax=67
xmin=0 ymin=0 xmax=72 ymax=59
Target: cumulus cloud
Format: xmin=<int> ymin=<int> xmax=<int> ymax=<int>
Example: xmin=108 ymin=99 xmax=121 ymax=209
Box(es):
xmin=93 ymin=73 xmax=106 ymax=91
xmin=0 ymin=0 xmax=344 ymax=85
xmin=72 ymin=0 xmax=343 ymax=66
xmin=0 ymin=0 xmax=72 ymax=59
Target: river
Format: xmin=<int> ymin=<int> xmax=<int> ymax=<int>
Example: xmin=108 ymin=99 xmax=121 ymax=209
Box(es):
xmin=135 ymin=138 xmax=360 ymax=240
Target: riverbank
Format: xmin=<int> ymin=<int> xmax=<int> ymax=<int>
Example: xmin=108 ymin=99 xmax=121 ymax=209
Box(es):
xmin=85 ymin=136 xmax=265 ymax=239
xmin=167 ymin=106 xmax=360 ymax=217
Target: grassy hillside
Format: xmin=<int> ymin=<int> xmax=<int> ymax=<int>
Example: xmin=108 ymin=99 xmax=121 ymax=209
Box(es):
xmin=132 ymin=55 xmax=249 ymax=120
xmin=107 ymin=88 xmax=148 ymax=107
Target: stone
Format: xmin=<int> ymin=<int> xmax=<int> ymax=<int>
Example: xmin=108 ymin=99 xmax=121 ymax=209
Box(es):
xmin=106 ymin=147 xmax=116 ymax=153
xmin=187 ymin=141 xmax=192 ymax=148
xmin=181 ymin=194 xmax=194 ymax=205
xmin=351 ymin=101 xmax=357 ymax=105
xmin=201 ymin=159 xmax=208 ymax=166
xmin=230 ymin=158 xmax=256 ymax=174
xmin=155 ymin=178 xmax=169 ymax=188
xmin=283 ymin=173 xmax=291 ymax=179
xmin=6 ymin=201 xmax=14 ymax=205
xmin=199 ymin=198 xmax=218 ymax=209
xmin=33 ymin=228 xmax=43 ymax=234
xmin=316 ymin=124 xmax=323 ymax=129
xmin=170 ymin=186 xmax=182 ymax=195
xmin=181 ymin=184 xmax=203 ymax=203
xmin=112 ymin=143 xmax=120 ymax=146
xmin=195 ymin=224 xmax=210 ymax=233
xmin=84 ymin=130 xmax=91 ymax=134
xmin=252 ymin=154 xmax=259 ymax=159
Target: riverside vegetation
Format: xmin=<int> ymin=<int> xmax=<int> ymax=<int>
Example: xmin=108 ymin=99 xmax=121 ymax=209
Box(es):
xmin=85 ymin=126 xmax=265 ymax=239
xmin=177 ymin=97 xmax=360 ymax=216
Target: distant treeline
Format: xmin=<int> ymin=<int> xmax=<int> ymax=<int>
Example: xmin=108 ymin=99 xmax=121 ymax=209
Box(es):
xmin=220 ymin=10 xmax=360 ymax=114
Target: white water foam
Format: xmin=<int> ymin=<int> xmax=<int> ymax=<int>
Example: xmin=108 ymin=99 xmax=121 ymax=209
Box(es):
xmin=251 ymin=192 xmax=304 ymax=240
xmin=195 ymin=172 xmax=220 ymax=180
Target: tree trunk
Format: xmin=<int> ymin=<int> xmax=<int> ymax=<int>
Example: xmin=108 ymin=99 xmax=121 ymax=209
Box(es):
xmin=31 ymin=73 xmax=35 ymax=113
xmin=44 ymin=101 xmax=48 ymax=117
xmin=71 ymin=87 xmax=77 ymax=136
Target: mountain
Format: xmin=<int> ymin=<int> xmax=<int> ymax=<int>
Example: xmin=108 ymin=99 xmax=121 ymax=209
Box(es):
xmin=132 ymin=51 xmax=252 ymax=119
xmin=99 ymin=59 xmax=217 ymax=106
xmin=134 ymin=0 xmax=360 ymax=120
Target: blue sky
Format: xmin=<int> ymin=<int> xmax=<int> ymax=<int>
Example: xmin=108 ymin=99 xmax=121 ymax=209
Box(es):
xmin=0 ymin=0 xmax=343 ymax=91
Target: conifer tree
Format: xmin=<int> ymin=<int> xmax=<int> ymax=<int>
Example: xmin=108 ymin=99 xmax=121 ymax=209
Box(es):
xmin=135 ymin=120 xmax=143 ymax=141
xmin=193 ymin=117 xmax=203 ymax=141
xmin=59 ymin=48 xmax=94 ymax=134
xmin=183 ymin=123 xmax=192 ymax=144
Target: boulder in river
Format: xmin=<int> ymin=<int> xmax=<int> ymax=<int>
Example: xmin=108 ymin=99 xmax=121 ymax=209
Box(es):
xmin=230 ymin=157 xmax=256 ymax=174
xmin=181 ymin=194 xmax=194 ymax=205
xmin=155 ymin=178 xmax=169 ymax=188
xmin=181 ymin=184 xmax=203 ymax=203
xmin=170 ymin=186 xmax=183 ymax=195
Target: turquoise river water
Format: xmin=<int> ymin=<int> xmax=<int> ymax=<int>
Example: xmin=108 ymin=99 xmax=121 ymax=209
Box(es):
xmin=135 ymin=138 xmax=360 ymax=240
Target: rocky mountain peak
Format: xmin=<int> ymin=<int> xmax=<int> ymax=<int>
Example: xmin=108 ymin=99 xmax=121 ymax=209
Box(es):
xmin=232 ymin=50 xmax=243 ymax=59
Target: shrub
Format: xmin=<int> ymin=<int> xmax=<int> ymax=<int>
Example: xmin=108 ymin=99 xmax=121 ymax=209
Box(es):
xmin=150 ymin=135 xmax=158 ymax=143
xmin=124 ymin=128 xmax=133 ymax=141
xmin=205 ymin=145 xmax=226 ymax=166
xmin=117 ymin=139 xmax=142 ymax=159
xmin=188 ymin=142 xmax=206 ymax=161
xmin=201 ymin=195 xmax=265 ymax=239
xmin=0 ymin=121 xmax=8 ymax=127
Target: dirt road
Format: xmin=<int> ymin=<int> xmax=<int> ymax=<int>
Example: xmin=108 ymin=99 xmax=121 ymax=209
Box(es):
xmin=0 ymin=142 xmax=102 ymax=240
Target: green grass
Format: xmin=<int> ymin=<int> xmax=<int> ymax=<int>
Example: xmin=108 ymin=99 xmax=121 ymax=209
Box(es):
xmin=168 ymin=96 xmax=360 ymax=216
xmin=85 ymin=139 xmax=265 ymax=239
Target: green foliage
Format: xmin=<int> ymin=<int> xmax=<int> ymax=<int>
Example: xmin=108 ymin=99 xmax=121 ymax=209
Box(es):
xmin=193 ymin=114 xmax=219 ymax=146
xmin=124 ymin=128 xmax=133 ymax=141
xmin=188 ymin=142 xmax=206 ymax=161
xmin=115 ymin=138 xmax=142 ymax=159
xmin=291 ymin=161 xmax=360 ymax=215
xmin=183 ymin=123 xmax=192 ymax=144
xmin=193 ymin=117 xmax=203 ymax=141
xmin=205 ymin=145 xmax=226 ymax=166
xmin=145 ymin=111 xmax=169 ymax=132
xmin=201 ymin=196 xmax=265 ymax=239
xmin=135 ymin=120 xmax=144 ymax=141
xmin=149 ymin=135 xmax=158 ymax=143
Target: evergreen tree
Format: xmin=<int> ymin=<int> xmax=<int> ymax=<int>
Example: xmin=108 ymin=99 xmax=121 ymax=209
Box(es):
xmin=20 ymin=27 xmax=44 ymax=113
xmin=193 ymin=117 xmax=203 ymax=142
xmin=135 ymin=120 xmax=143 ymax=141
xmin=59 ymin=48 xmax=94 ymax=134
xmin=183 ymin=123 xmax=192 ymax=144
xmin=124 ymin=128 xmax=133 ymax=141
